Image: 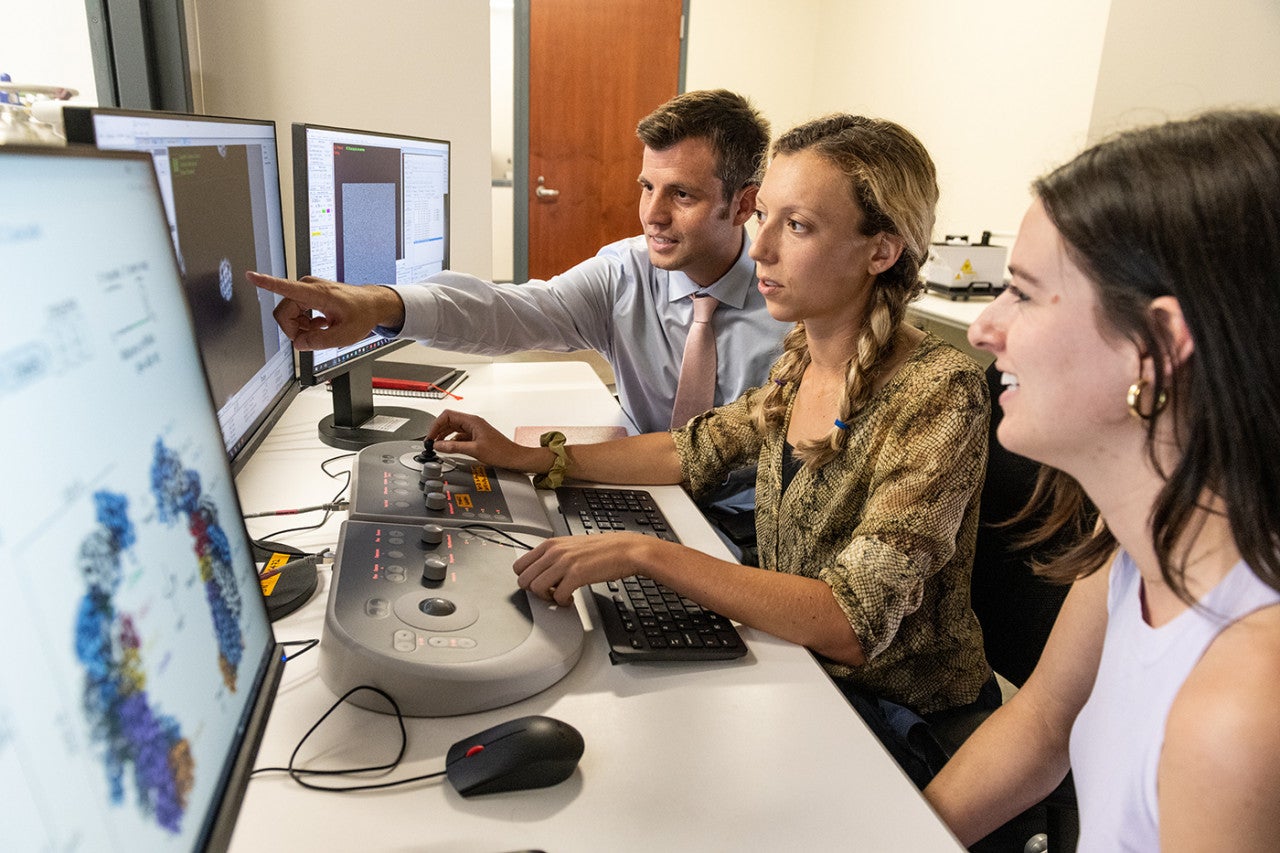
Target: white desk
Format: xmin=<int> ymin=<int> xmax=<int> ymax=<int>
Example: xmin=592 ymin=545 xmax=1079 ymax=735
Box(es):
xmin=907 ymin=293 xmax=994 ymax=368
xmin=229 ymin=357 xmax=963 ymax=852
xmin=910 ymin=291 xmax=990 ymax=331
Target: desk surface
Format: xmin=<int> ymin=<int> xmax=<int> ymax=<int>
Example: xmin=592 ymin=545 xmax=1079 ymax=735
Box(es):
xmin=229 ymin=353 xmax=962 ymax=852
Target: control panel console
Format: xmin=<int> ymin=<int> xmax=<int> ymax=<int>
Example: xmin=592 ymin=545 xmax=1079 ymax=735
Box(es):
xmin=319 ymin=519 xmax=583 ymax=716
xmin=347 ymin=440 xmax=552 ymax=535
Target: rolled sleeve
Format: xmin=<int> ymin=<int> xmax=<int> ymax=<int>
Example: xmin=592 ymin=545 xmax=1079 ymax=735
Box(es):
xmin=819 ymin=369 xmax=988 ymax=660
xmin=671 ymin=386 xmax=767 ymax=499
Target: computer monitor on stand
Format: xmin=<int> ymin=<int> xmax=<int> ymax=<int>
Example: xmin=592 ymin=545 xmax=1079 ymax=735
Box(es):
xmin=64 ymin=107 xmax=298 ymax=473
xmin=292 ymin=122 xmax=451 ymax=449
xmin=0 ymin=144 xmax=284 ymax=852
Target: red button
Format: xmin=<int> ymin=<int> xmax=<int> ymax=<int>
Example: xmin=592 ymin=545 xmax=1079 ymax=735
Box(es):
xmin=465 ymin=745 xmax=485 ymax=758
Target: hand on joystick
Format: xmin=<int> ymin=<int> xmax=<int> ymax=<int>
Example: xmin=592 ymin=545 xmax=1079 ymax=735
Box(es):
xmin=415 ymin=438 xmax=438 ymax=464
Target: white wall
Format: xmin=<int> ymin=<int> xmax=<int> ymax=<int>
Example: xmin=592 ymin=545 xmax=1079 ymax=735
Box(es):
xmin=1088 ymin=0 xmax=1280 ymax=140
xmin=184 ymin=0 xmax=493 ymax=279
xmin=686 ymin=0 xmax=1111 ymax=242
xmin=685 ymin=0 xmax=827 ymax=137
xmin=813 ymin=1 xmax=1110 ymax=240
xmin=490 ymin=0 xmax=515 ymax=180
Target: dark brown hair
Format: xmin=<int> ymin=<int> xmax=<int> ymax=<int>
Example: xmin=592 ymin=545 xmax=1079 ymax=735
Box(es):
xmin=635 ymin=89 xmax=770 ymax=204
xmin=1023 ymin=111 xmax=1280 ymax=600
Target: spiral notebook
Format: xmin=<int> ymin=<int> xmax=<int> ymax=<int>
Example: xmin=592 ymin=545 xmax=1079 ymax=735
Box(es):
xmin=367 ymin=360 xmax=468 ymax=398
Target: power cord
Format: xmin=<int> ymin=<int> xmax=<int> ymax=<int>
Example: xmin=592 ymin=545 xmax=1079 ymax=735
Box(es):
xmin=251 ymin=685 xmax=447 ymax=793
xmin=460 ymin=523 xmax=537 ymax=551
xmin=249 ymin=452 xmax=355 ymax=544
xmin=279 ymin=639 xmax=320 ymax=663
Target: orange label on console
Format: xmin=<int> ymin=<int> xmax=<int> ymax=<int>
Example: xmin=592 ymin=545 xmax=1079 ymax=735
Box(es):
xmin=471 ymin=464 xmax=492 ymax=492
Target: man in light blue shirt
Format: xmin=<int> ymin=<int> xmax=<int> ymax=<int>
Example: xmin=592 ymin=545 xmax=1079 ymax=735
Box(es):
xmin=389 ymin=232 xmax=776 ymax=436
xmin=251 ymin=91 xmax=786 ymax=539
xmin=252 ymin=89 xmax=784 ymax=434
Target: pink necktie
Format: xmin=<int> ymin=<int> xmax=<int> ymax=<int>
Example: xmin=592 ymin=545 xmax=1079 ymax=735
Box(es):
xmin=671 ymin=294 xmax=719 ymax=429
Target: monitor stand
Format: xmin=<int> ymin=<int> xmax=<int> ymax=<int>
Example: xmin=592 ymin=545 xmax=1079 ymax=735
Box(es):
xmin=319 ymin=359 xmax=435 ymax=450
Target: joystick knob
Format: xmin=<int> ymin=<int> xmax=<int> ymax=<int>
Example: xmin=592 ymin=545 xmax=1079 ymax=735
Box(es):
xmin=420 ymin=523 xmax=445 ymax=546
xmin=414 ymin=438 xmax=439 ymax=464
xmin=422 ymin=555 xmax=449 ymax=584
xmin=425 ymin=491 xmax=448 ymax=511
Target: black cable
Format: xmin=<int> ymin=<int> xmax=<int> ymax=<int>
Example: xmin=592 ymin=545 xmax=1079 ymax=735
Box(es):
xmin=243 ymin=501 xmax=347 ymax=519
xmin=461 ymin=523 xmax=537 ymax=551
xmin=320 ymin=451 xmax=357 ymax=485
xmin=251 ymin=686 xmax=447 ymax=792
xmin=256 ymin=452 xmax=355 ymax=543
xmin=279 ymin=639 xmax=320 ymax=662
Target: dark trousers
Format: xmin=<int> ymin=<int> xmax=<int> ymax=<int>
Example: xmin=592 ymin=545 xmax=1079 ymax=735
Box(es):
xmin=841 ymin=674 xmax=1003 ymax=789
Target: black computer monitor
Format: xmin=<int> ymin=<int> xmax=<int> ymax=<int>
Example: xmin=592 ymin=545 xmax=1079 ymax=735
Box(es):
xmin=0 ymin=144 xmax=284 ymax=852
xmin=292 ymin=122 xmax=451 ymax=449
xmin=64 ymin=107 xmax=298 ymax=473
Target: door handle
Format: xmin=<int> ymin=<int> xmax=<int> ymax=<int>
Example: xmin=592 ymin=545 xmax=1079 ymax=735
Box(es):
xmin=535 ymin=175 xmax=560 ymax=198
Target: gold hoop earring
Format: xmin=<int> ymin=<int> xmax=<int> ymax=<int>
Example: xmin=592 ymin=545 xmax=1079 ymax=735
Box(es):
xmin=1126 ymin=378 xmax=1168 ymax=420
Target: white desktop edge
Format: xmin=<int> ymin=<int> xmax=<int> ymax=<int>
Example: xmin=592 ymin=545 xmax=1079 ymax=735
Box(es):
xmin=909 ymin=291 xmax=990 ymax=330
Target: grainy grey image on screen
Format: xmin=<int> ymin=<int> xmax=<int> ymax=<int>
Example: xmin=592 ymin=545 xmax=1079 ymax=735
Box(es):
xmin=341 ymin=183 xmax=397 ymax=284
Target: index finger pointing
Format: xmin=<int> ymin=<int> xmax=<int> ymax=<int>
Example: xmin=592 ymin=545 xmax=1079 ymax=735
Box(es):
xmin=247 ymin=271 xmax=306 ymax=299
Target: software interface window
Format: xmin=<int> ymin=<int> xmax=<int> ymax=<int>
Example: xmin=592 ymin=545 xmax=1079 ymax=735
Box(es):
xmin=296 ymin=124 xmax=450 ymax=379
xmin=301 ymin=129 xmax=448 ymax=286
xmin=82 ymin=112 xmax=295 ymax=464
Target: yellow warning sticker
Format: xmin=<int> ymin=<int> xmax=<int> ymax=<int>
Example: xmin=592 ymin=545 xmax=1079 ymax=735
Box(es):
xmin=260 ymin=552 xmax=291 ymax=597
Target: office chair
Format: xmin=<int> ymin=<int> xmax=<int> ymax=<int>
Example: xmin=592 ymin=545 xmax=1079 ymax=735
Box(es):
xmin=928 ymin=363 xmax=1083 ymax=852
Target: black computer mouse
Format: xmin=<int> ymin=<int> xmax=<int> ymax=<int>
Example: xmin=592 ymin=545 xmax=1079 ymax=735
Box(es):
xmin=445 ymin=715 xmax=584 ymax=797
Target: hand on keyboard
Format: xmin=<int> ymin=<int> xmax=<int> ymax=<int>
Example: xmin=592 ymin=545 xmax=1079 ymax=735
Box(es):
xmin=512 ymin=531 xmax=679 ymax=608
xmin=552 ymin=486 xmax=748 ymax=664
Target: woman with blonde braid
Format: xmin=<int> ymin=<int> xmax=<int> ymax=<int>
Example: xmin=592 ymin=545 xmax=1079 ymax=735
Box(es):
xmin=428 ymin=115 xmax=995 ymax=782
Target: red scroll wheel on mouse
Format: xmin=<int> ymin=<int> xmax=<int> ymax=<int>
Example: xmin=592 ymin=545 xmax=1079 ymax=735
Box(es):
xmin=465 ymin=745 xmax=485 ymax=758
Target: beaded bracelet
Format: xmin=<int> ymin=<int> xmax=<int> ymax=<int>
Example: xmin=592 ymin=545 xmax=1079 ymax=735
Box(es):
xmin=532 ymin=430 xmax=569 ymax=489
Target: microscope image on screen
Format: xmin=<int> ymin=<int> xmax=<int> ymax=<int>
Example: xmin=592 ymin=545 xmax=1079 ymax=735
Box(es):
xmin=332 ymin=143 xmax=404 ymax=284
xmin=168 ymin=145 xmax=269 ymax=411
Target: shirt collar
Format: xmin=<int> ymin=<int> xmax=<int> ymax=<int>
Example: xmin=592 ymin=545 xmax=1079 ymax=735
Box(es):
xmin=666 ymin=231 xmax=756 ymax=310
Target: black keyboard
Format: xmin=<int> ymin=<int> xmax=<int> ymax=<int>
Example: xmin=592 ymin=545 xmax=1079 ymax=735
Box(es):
xmin=554 ymin=486 xmax=748 ymax=664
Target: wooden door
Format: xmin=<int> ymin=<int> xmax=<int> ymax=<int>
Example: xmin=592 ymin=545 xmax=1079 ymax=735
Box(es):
xmin=526 ymin=0 xmax=683 ymax=280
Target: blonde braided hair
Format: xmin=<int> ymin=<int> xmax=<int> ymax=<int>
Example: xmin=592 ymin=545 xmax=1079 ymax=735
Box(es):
xmin=750 ymin=115 xmax=938 ymax=468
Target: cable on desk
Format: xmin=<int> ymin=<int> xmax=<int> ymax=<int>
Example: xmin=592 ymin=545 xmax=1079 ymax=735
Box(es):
xmin=279 ymin=639 xmax=320 ymax=662
xmin=460 ymin=523 xmax=537 ymax=551
xmin=250 ymin=685 xmax=446 ymax=792
xmin=253 ymin=452 xmax=355 ymax=544
xmin=243 ymin=500 xmax=349 ymax=519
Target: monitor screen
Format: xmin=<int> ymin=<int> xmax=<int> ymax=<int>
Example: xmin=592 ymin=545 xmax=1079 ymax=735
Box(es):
xmin=0 ymin=145 xmax=283 ymax=852
xmin=293 ymin=122 xmax=450 ymax=448
xmin=64 ymin=107 xmax=298 ymax=473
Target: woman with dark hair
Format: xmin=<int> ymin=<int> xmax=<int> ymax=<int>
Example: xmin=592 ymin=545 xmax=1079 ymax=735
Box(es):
xmin=925 ymin=111 xmax=1280 ymax=850
xmin=427 ymin=115 xmax=995 ymax=779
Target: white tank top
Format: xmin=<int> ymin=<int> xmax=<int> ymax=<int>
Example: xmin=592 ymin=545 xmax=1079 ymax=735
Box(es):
xmin=1069 ymin=551 xmax=1280 ymax=851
